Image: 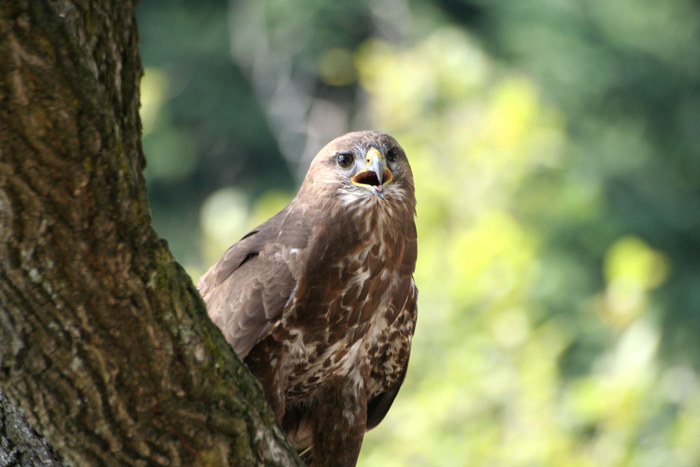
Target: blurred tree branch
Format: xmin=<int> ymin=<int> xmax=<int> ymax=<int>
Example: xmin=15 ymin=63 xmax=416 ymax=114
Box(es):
xmin=0 ymin=1 xmax=300 ymax=465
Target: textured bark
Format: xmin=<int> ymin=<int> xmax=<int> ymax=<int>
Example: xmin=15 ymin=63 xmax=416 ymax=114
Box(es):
xmin=0 ymin=1 xmax=302 ymax=465
xmin=0 ymin=389 xmax=65 ymax=466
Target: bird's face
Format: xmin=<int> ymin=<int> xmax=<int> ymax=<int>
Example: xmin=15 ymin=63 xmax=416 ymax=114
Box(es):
xmin=341 ymin=146 xmax=394 ymax=198
xmin=304 ymin=131 xmax=414 ymax=206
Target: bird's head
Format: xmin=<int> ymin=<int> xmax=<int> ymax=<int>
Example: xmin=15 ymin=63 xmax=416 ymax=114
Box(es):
xmin=300 ymin=131 xmax=415 ymax=212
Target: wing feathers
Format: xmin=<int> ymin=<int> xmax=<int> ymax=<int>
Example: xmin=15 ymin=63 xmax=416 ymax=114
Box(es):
xmin=197 ymin=208 xmax=309 ymax=359
xmin=366 ymin=362 xmax=407 ymax=429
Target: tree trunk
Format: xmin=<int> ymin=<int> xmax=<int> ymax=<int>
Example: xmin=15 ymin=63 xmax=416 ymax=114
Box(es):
xmin=0 ymin=1 xmax=301 ymax=465
xmin=1 ymin=389 xmax=65 ymax=465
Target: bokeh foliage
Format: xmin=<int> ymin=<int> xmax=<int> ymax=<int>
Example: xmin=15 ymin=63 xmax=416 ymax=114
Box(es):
xmin=138 ymin=0 xmax=700 ymax=465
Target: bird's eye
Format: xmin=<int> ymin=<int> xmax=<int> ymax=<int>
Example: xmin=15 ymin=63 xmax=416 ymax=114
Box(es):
xmin=337 ymin=153 xmax=354 ymax=168
xmin=387 ymin=147 xmax=400 ymax=163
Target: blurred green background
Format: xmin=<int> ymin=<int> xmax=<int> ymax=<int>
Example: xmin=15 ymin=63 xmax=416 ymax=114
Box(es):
xmin=138 ymin=0 xmax=700 ymax=465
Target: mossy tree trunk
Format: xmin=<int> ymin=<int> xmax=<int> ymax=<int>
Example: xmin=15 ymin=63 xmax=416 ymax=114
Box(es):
xmin=0 ymin=1 xmax=301 ymax=465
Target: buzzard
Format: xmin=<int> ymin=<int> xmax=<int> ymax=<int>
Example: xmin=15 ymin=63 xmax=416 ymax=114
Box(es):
xmin=197 ymin=130 xmax=417 ymax=466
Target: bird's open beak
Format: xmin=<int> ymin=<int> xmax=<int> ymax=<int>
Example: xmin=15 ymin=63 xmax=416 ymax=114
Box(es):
xmin=351 ymin=147 xmax=393 ymax=197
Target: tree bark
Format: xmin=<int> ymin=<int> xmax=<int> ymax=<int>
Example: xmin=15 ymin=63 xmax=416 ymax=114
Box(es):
xmin=1 ymin=389 xmax=64 ymax=465
xmin=0 ymin=1 xmax=301 ymax=465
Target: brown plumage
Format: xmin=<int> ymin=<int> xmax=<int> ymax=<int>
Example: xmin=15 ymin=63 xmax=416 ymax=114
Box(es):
xmin=197 ymin=130 xmax=417 ymax=466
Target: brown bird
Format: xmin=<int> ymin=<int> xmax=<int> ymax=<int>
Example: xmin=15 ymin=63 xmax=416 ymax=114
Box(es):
xmin=197 ymin=130 xmax=417 ymax=466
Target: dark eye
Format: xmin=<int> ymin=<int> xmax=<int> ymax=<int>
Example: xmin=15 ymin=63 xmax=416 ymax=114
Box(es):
xmin=337 ymin=153 xmax=354 ymax=168
xmin=387 ymin=147 xmax=400 ymax=163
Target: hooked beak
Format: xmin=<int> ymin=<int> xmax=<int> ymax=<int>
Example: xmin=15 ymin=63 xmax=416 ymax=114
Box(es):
xmin=351 ymin=147 xmax=393 ymax=197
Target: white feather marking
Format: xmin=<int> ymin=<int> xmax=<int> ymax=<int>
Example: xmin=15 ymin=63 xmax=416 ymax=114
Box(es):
xmin=349 ymin=267 xmax=371 ymax=287
xmin=337 ymin=339 xmax=363 ymax=374
xmin=342 ymin=408 xmax=356 ymax=423
xmin=283 ymin=283 xmax=298 ymax=309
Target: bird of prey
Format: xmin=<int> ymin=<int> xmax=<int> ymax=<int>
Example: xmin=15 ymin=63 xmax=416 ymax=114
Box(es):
xmin=197 ymin=130 xmax=417 ymax=466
